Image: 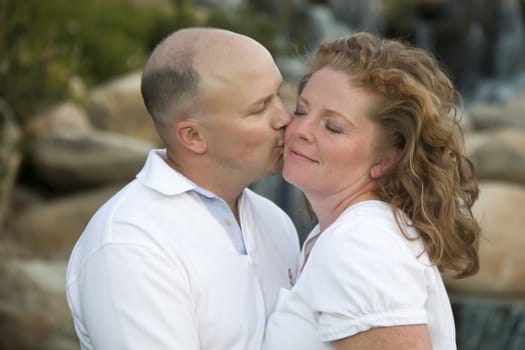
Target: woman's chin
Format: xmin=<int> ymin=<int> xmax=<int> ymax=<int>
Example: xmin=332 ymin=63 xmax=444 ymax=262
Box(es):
xmin=282 ymin=168 xmax=306 ymax=189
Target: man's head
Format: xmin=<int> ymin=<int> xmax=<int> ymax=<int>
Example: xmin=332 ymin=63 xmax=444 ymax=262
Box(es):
xmin=141 ymin=27 xmax=291 ymax=189
xmin=141 ymin=28 xmax=201 ymax=129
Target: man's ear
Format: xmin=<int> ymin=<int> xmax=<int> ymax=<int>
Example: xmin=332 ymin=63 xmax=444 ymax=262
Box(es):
xmin=370 ymin=149 xmax=402 ymax=179
xmin=175 ymin=120 xmax=207 ymax=154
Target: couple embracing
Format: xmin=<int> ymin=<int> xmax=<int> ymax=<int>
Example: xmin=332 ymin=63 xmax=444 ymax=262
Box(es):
xmin=66 ymin=27 xmax=480 ymax=350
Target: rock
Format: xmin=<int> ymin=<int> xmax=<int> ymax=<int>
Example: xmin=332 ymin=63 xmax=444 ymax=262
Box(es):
xmin=0 ymin=103 xmax=21 ymax=228
xmin=6 ymin=185 xmax=44 ymax=224
xmin=470 ymin=95 xmax=525 ymax=131
xmin=444 ymin=181 xmax=525 ymax=296
xmin=86 ymin=72 xmax=162 ymax=146
xmin=493 ymin=128 xmax=525 ymax=152
xmin=31 ymin=129 xmax=152 ymax=190
xmin=25 ymin=102 xmax=92 ymax=137
xmin=465 ymin=130 xmax=525 ymax=186
xmin=470 ymin=141 xmax=525 ymax=185
xmin=457 ymin=108 xmax=474 ymax=132
xmin=9 ymin=185 xmax=122 ymax=259
xmin=0 ymin=258 xmax=78 ymax=350
xmin=469 ymin=102 xmax=507 ymax=130
xmin=505 ymin=90 xmax=525 ymax=127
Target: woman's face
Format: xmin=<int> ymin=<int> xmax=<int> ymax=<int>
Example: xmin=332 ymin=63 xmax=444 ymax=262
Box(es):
xmin=283 ymin=67 xmax=381 ymax=198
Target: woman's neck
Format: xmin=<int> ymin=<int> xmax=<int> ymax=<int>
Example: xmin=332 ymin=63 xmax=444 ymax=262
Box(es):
xmin=308 ymin=181 xmax=379 ymax=232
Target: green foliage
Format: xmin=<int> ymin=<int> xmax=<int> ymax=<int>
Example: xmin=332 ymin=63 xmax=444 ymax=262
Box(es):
xmin=0 ymin=0 xmax=287 ymax=126
xmin=0 ymin=0 xmax=183 ymax=124
xmin=206 ymin=2 xmax=289 ymax=55
xmin=381 ymin=0 xmax=421 ymax=8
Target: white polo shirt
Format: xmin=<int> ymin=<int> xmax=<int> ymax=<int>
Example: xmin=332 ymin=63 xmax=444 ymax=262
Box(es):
xmin=263 ymin=200 xmax=456 ymax=350
xmin=66 ymin=149 xmax=300 ymax=350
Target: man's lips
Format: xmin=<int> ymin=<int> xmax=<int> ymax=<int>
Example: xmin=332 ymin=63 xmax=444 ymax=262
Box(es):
xmin=288 ymin=148 xmax=318 ymax=163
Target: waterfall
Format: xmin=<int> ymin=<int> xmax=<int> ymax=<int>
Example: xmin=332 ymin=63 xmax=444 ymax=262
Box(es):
xmin=327 ymin=0 xmax=383 ymax=33
xmin=469 ymin=0 xmax=525 ymax=103
xmin=494 ymin=0 xmax=525 ymax=80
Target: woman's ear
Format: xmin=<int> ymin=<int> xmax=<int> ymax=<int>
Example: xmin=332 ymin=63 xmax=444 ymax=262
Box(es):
xmin=174 ymin=120 xmax=207 ymax=154
xmin=370 ymin=149 xmax=402 ymax=179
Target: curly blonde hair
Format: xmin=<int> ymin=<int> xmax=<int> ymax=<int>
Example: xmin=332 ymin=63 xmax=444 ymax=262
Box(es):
xmin=300 ymin=32 xmax=480 ymax=278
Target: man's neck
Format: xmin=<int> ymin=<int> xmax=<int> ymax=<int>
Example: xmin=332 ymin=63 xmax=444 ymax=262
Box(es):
xmin=165 ymin=154 xmax=244 ymax=223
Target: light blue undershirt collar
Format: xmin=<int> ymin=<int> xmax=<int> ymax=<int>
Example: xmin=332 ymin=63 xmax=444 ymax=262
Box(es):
xmin=190 ymin=182 xmax=247 ymax=255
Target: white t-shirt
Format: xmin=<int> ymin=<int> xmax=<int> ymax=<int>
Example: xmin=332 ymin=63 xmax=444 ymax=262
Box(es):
xmin=66 ymin=149 xmax=300 ymax=350
xmin=263 ymin=200 xmax=456 ymax=350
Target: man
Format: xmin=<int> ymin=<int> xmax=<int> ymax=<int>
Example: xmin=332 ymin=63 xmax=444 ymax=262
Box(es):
xmin=65 ymin=27 xmax=300 ymax=349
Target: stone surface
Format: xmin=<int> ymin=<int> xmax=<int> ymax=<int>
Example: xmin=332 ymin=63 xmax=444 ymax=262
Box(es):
xmin=470 ymin=94 xmax=525 ymax=130
xmin=465 ymin=130 xmax=525 ymax=186
xmin=9 ymin=185 xmax=122 ymax=259
xmin=0 ymin=258 xmax=77 ymax=350
xmin=0 ymin=107 xmax=21 ymax=228
xmin=444 ymin=181 xmax=525 ymax=296
xmin=31 ymin=130 xmax=151 ymax=190
xmin=86 ymin=71 xmax=162 ymax=146
xmin=25 ymin=102 xmax=92 ymax=137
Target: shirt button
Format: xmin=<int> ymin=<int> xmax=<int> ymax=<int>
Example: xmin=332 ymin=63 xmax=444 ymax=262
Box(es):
xmin=225 ymin=219 xmax=232 ymax=226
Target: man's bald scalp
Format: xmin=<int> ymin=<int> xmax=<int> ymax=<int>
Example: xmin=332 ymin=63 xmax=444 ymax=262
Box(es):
xmin=141 ymin=29 xmax=200 ymax=126
xmin=141 ymin=28 xmax=269 ymax=126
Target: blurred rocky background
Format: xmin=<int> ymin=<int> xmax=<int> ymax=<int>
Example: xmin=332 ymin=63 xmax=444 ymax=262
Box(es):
xmin=1 ymin=0 xmax=525 ymax=349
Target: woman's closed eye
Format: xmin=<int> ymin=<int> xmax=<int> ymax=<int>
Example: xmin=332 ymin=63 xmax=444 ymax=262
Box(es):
xmin=325 ymin=120 xmax=343 ymax=133
xmin=293 ymin=108 xmax=306 ymax=116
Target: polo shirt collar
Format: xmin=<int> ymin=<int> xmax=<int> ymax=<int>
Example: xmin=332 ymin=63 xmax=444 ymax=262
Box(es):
xmin=136 ymin=149 xmax=235 ymax=200
xmin=136 ymin=149 xmax=195 ymax=196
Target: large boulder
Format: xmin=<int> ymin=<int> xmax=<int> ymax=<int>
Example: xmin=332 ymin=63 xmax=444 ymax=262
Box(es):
xmin=25 ymin=102 xmax=92 ymax=138
xmin=465 ymin=129 xmax=525 ymax=186
xmin=0 ymin=106 xmax=21 ymax=228
xmin=470 ymin=92 xmax=525 ymax=130
xmin=24 ymin=100 xmax=152 ymax=190
xmin=0 ymin=257 xmax=78 ymax=350
xmin=31 ymin=130 xmax=151 ymax=190
xmin=444 ymin=181 xmax=525 ymax=296
xmin=86 ymin=72 xmax=161 ymax=146
xmin=9 ymin=185 xmax=121 ymax=259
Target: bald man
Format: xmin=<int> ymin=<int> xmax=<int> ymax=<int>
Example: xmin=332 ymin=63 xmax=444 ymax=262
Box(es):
xmin=65 ymin=28 xmax=300 ymax=350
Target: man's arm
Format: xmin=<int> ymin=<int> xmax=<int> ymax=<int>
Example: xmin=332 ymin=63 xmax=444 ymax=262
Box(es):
xmin=72 ymin=243 xmax=199 ymax=349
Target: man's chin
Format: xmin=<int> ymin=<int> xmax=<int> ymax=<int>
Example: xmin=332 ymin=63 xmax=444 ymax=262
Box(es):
xmin=249 ymin=157 xmax=284 ymax=183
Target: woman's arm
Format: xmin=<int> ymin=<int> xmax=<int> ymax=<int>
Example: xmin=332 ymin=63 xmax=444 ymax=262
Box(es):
xmin=333 ymin=324 xmax=432 ymax=350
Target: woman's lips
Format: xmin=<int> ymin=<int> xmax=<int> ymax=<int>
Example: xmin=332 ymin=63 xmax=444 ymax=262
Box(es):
xmin=288 ymin=148 xmax=318 ymax=163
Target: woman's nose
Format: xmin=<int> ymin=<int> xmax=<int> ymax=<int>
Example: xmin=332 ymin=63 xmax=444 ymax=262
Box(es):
xmin=288 ymin=114 xmax=314 ymax=142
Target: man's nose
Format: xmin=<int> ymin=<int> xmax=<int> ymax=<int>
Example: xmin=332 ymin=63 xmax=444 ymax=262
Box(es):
xmin=272 ymin=97 xmax=293 ymax=129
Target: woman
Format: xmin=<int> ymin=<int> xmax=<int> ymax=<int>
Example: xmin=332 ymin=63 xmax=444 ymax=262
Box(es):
xmin=263 ymin=32 xmax=480 ymax=350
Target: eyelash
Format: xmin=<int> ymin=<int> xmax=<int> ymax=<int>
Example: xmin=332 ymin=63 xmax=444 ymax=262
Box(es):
xmin=325 ymin=122 xmax=343 ymax=133
xmin=293 ymin=110 xmax=343 ymax=134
